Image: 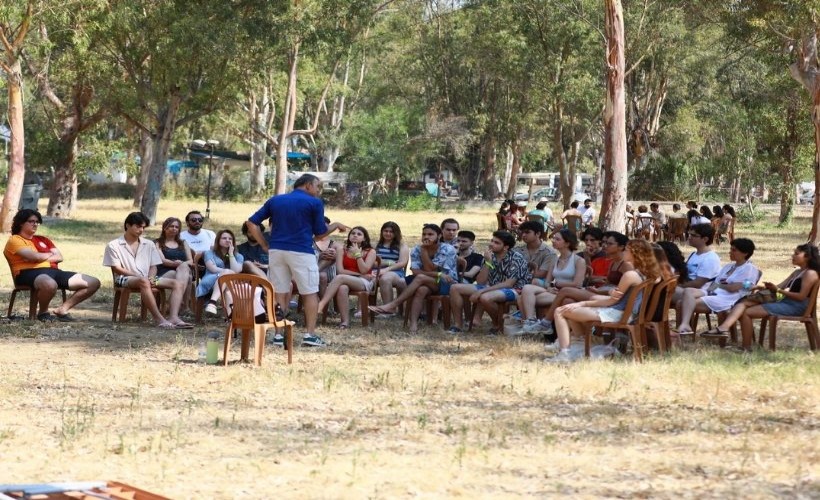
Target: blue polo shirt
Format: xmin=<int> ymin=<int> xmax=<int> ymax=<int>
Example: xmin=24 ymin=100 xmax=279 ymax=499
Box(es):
xmin=249 ymin=189 xmax=328 ymax=255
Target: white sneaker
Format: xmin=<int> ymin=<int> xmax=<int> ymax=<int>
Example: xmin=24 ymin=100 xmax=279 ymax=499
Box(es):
xmin=544 ymin=340 xmax=560 ymax=352
xmin=545 ymin=348 xmax=574 ymax=364
xmin=204 ymin=302 xmax=218 ymax=315
xmin=523 ymin=318 xmax=552 ymax=334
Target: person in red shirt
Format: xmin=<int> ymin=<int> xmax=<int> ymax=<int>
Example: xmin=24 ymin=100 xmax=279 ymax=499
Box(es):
xmin=3 ymin=209 xmax=100 ymax=321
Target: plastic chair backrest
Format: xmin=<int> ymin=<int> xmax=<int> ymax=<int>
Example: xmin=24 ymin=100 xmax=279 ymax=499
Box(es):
xmin=610 ymin=279 xmax=654 ymax=327
xmin=217 ymin=273 xmax=281 ymax=329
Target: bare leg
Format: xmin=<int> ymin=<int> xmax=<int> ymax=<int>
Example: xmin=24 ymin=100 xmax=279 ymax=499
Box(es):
xmin=449 ymin=284 xmax=477 ymax=330
xmin=677 ymin=288 xmax=706 ymax=331
xmin=554 ymin=306 xmax=601 ymax=348
xmin=372 ymin=275 xmax=435 ymax=313
xmin=124 ymin=277 xmax=166 ymax=324
xmin=302 ymin=292 xmax=319 ymax=333
xmin=407 ymin=285 xmax=432 ymax=332
xmin=53 ymin=273 xmax=101 ymax=315
xmin=337 ymin=284 xmax=351 ymax=326
xmin=32 ymin=275 xmax=58 ymax=315
xmin=545 ymin=288 xmax=592 ymax=321
xmin=738 ymin=304 xmax=768 ymax=350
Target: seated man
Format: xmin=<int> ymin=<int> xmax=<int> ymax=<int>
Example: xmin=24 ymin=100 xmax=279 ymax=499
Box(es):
xmin=579 ymin=199 xmax=596 ymax=228
xmin=456 ymin=230 xmax=484 ymax=284
xmin=103 ymin=212 xmax=192 ymax=329
xmin=448 ymin=230 xmax=530 ymax=334
xmin=237 ymin=221 xmax=269 ymax=280
xmin=3 ymin=209 xmax=101 ymax=321
xmin=515 ymin=221 xmax=556 ymax=283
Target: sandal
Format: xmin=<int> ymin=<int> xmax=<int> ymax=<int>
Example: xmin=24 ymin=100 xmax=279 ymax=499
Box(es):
xmin=157 ymin=321 xmax=177 ymax=330
xmin=339 ymin=323 xmax=349 ymax=330
xmin=173 ymin=321 xmax=194 ymax=329
xmin=699 ymin=328 xmax=729 ymax=338
xmin=672 ymin=328 xmax=694 ymax=336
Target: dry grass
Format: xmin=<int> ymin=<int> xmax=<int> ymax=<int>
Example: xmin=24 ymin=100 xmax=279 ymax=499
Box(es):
xmin=0 ymin=198 xmax=818 ymax=499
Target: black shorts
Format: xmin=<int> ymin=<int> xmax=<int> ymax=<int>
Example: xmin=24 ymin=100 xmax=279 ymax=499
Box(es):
xmin=15 ymin=268 xmax=77 ymax=289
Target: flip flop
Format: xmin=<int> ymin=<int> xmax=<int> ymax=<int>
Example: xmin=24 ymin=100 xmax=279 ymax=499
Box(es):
xmin=672 ymin=328 xmax=694 ymax=336
xmin=368 ymin=305 xmax=391 ymax=314
xmin=173 ymin=322 xmax=194 ymax=329
xmin=157 ymin=322 xmax=177 ymax=329
xmin=699 ymin=328 xmax=729 ymax=337
xmin=53 ymin=312 xmax=76 ymax=322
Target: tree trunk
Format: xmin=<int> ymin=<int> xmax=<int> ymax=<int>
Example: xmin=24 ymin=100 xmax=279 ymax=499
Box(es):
xmin=778 ymin=101 xmax=798 ymax=225
xmin=479 ymin=133 xmax=498 ymax=200
xmin=248 ymin=87 xmax=269 ymax=196
xmin=133 ymin=130 xmax=152 ymax=207
xmin=46 ymin=136 xmax=79 ymax=218
xmin=0 ymin=60 xmax=26 ymax=231
xmin=275 ymin=45 xmax=300 ymax=194
xmin=553 ymin=101 xmax=574 ymax=209
xmin=141 ymin=97 xmax=181 ymax=224
xmin=505 ymin=134 xmax=523 ymax=200
xmin=599 ymin=0 xmax=627 ymax=232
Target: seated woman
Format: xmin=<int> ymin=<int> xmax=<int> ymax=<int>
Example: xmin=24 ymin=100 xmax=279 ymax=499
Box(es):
xmin=657 ymin=241 xmax=689 ymax=283
xmin=197 ymin=229 xmax=244 ymax=315
xmin=518 ymin=229 xmax=586 ymax=329
xmin=522 ymin=231 xmax=632 ymax=336
xmin=313 ymin=217 xmax=337 ymax=301
xmin=675 ymin=238 xmax=758 ymax=335
xmin=316 ymin=227 xmax=378 ymax=329
xmin=375 ymin=221 xmax=410 ymax=310
xmin=369 ymin=223 xmax=458 ymax=333
xmin=701 ymin=243 xmax=820 ymax=349
xmin=549 ymin=239 xmax=662 ymax=363
xmin=155 ymin=217 xmax=194 ymax=314
xmin=527 ymin=200 xmax=554 ymax=232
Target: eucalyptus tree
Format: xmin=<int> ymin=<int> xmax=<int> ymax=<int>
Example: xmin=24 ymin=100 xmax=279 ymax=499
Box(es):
xmin=24 ymin=0 xmax=110 ymax=218
xmin=0 ymin=1 xmax=34 ymax=232
xmin=93 ymin=0 xmax=253 ymax=223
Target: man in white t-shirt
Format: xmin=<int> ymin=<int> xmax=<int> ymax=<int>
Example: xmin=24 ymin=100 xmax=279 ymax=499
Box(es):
xmin=672 ymin=223 xmax=721 ymax=319
xmin=179 ymin=210 xmax=216 ymax=255
xmin=579 ymin=199 xmax=596 ymax=228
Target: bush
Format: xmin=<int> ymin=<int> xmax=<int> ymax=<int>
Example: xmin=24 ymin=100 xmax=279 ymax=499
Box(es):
xmin=736 ymin=204 xmax=766 ymax=224
xmin=369 ymin=193 xmax=439 ymax=211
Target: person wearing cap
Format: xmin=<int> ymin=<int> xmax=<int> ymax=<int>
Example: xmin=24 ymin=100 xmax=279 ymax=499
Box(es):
xmin=527 ymin=198 xmax=554 ymax=232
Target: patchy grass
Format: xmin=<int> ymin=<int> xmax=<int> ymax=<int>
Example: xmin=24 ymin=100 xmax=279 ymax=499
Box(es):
xmin=0 ymin=198 xmax=818 ymax=498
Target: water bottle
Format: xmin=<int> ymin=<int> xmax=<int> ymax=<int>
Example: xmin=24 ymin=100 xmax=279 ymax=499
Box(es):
xmin=206 ymin=331 xmax=221 ymax=365
xmin=742 ymin=279 xmax=752 ymax=291
xmin=197 ymin=341 xmax=207 ymax=363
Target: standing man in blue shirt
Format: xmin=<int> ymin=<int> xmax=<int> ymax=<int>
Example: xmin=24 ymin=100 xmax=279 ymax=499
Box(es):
xmin=246 ymin=174 xmax=348 ymax=347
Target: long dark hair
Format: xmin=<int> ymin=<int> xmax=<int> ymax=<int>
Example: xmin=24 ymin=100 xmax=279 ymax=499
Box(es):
xmin=345 ymin=226 xmax=372 ymax=251
xmin=796 ymin=243 xmax=820 ymax=273
xmin=700 ymin=205 xmax=714 ymax=220
xmin=156 ymin=217 xmax=183 ymax=250
xmin=555 ymin=228 xmax=579 ymax=251
xmin=657 ymin=241 xmax=688 ymax=282
xmin=377 ymin=221 xmax=402 ymax=251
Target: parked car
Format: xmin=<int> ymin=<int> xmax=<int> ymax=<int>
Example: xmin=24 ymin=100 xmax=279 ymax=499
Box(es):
xmin=800 ymin=190 xmax=815 ymax=205
xmin=513 ymin=187 xmax=559 ymax=202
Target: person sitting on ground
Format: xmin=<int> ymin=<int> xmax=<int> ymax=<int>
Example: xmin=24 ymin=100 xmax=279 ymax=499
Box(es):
xmin=237 ymin=221 xmax=269 ymax=280
xmin=3 ymin=209 xmax=101 ymax=322
xmin=701 ymin=243 xmax=820 ymax=350
xmin=675 ymin=238 xmax=759 ymax=336
xmin=448 ymin=230 xmax=530 ymax=334
xmin=376 ymin=221 xmax=410 ymax=308
xmin=515 ymin=221 xmax=556 ymax=284
xmin=197 ymin=229 xmax=244 ymax=315
xmin=317 ymin=226 xmax=378 ymax=329
xmin=527 ymin=198 xmax=554 ymax=232
xmin=579 ymin=227 xmax=609 ymax=286
xmin=440 ymin=218 xmax=460 ymax=246
xmin=103 ymin=212 xmax=191 ymax=329
xmin=369 ymin=223 xmax=457 ymax=333
xmin=517 ymin=229 xmax=586 ymax=330
xmin=455 ymin=230 xmax=484 ymax=283
xmin=549 ymin=238 xmax=662 ymax=363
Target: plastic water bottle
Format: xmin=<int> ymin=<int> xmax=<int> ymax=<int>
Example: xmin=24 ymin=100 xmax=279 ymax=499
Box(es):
xmin=743 ymin=279 xmax=753 ymax=291
xmin=197 ymin=341 xmax=207 ymax=364
xmin=206 ymin=331 xmax=220 ymax=365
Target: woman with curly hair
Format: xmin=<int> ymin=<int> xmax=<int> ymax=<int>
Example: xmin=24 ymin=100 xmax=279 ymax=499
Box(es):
xmin=549 ymin=239 xmax=661 ymax=363
xmin=317 ymin=226 xmax=378 ymax=329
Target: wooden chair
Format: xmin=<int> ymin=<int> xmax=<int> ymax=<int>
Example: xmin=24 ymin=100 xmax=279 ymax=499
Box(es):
xmin=589 ymin=279 xmax=655 ymax=362
xmin=4 ymin=257 xmax=68 ymax=319
xmin=757 ymin=280 xmax=820 ymax=351
xmin=644 ymin=277 xmax=678 ymax=354
xmin=665 ymin=218 xmax=688 ymax=243
xmin=496 ymin=213 xmax=508 ymax=231
xmin=634 ymin=214 xmax=655 ymax=240
xmin=111 ymin=271 xmax=165 ymax=322
xmin=563 ymin=214 xmax=583 ymax=240
xmin=322 ymin=257 xmax=381 ymax=327
xmin=404 ymin=294 xmax=451 ymax=330
xmin=217 ymin=273 xmax=294 ymax=365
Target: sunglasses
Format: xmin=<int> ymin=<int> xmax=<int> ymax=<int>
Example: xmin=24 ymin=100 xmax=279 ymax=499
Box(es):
xmin=188 ymin=218 xmax=204 ymax=223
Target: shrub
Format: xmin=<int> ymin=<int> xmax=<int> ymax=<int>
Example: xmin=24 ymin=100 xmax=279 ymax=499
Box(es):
xmin=369 ymin=193 xmax=439 ymax=212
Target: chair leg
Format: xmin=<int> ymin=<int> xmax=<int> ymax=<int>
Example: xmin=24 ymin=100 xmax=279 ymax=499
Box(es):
xmin=223 ymin=326 xmax=231 ymax=366
xmin=360 ymin=294 xmax=370 ymax=327
xmin=240 ymin=328 xmax=252 ymax=361
xmin=118 ymin=289 xmax=130 ymax=322
xmin=584 ymin=328 xmax=591 ymax=357
xmin=285 ymin=324 xmax=293 ymax=364
xmin=758 ymin=317 xmax=768 ymax=347
xmin=28 ymin=288 xmax=37 ymax=319
xmin=768 ymin=317 xmax=778 ymax=351
xmin=7 ymin=289 xmax=18 ymax=318
xmin=807 ymin=320 xmax=819 ymax=351
xmin=441 ymin=298 xmax=451 ymax=330
xmin=254 ymin=325 xmax=265 ymax=366
xmin=630 ymin=328 xmax=643 ymax=363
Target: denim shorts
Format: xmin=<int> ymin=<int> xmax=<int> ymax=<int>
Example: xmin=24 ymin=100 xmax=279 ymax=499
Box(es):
xmin=762 ymin=299 xmax=808 ymax=317
xmin=474 ymin=284 xmax=517 ymax=301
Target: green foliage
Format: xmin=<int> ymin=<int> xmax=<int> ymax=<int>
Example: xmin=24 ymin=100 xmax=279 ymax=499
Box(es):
xmin=368 ymin=193 xmax=439 ymax=212
xmin=736 ymin=204 xmax=766 ymax=224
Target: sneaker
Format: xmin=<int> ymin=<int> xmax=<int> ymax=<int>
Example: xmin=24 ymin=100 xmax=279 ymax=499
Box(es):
xmin=268 ymin=333 xmax=285 ymax=347
xmin=448 ymin=326 xmax=463 ymax=335
xmin=545 ymin=348 xmax=574 ymax=364
xmin=354 ymin=310 xmax=362 ymax=318
xmin=523 ymin=318 xmax=552 ymax=334
xmin=289 ymin=300 xmax=299 ymax=309
xmin=544 ymin=340 xmax=560 ymax=352
xmin=302 ymin=333 xmax=327 ymax=347
xmin=506 ymin=310 xmax=523 ymax=321
xmin=204 ymin=302 xmax=218 ymax=315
